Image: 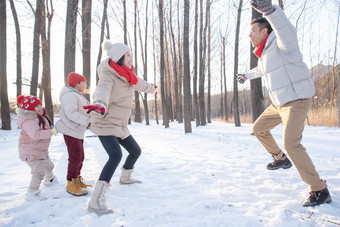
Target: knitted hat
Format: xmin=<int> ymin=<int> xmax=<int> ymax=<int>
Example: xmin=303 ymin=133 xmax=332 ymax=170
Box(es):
xmin=17 ymin=95 xmax=43 ymax=112
xmin=68 ymin=72 xmax=86 ymax=87
xmin=102 ymin=40 xmax=130 ymax=62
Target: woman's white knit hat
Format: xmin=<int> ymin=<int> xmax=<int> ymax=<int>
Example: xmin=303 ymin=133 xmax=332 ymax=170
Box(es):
xmin=102 ymin=40 xmax=130 ymax=62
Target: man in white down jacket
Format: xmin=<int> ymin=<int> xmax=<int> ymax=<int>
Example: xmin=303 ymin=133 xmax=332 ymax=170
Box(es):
xmin=237 ymin=0 xmax=331 ymax=207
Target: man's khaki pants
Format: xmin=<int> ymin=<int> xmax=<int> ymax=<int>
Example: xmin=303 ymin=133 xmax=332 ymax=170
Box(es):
xmin=252 ymin=98 xmax=325 ymax=191
xmin=26 ymin=158 xmax=54 ymax=193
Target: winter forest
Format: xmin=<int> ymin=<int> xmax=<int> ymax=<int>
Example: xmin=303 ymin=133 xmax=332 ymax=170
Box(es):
xmin=1 ymin=0 xmax=340 ymax=226
xmin=0 ymin=0 xmax=340 ymax=132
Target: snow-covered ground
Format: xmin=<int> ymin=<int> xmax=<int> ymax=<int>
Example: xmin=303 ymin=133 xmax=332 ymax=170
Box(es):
xmin=0 ymin=118 xmax=339 ymax=227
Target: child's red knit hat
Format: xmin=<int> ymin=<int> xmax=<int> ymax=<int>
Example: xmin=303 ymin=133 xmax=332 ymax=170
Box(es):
xmin=68 ymin=72 xmax=86 ymax=87
xmin=17 ymin=95 xmax=43 ymax=112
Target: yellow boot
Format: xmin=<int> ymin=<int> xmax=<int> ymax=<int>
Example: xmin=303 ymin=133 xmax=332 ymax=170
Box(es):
xmin=77 ymin=175 xmax=92 ymax=188
xmin=66 ymin=178 xmax=88 ymax=196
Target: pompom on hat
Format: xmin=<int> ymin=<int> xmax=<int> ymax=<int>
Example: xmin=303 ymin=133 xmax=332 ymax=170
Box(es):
xmin=68 ymin=72 xmax=86 ymax=87
xmin=17 ymin=95 xmax=43 ymax=112
xmin=102 ymin=40 xmax=130 ymax=62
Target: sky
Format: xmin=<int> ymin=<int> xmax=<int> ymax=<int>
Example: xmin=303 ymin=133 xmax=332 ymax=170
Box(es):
xmin=0 ymin=118 xmax=339 ymax=226
xmin=4 ymin=0 xmax=340 ymax=102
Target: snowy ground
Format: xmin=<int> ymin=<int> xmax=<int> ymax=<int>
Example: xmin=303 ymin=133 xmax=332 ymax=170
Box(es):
xmin=0 ymin=117 xmax=339 ymax=227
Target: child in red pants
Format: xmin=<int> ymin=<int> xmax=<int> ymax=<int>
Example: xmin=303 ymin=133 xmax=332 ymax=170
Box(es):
xmin=55 ymin=72 xmax=91 ymax=196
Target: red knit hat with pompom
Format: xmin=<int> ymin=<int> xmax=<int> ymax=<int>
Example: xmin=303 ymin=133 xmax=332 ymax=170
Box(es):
xmin=17 ymin=95 xmax=43 ymax=112
xmin=68 ymin=72 xmax=86 ymax=87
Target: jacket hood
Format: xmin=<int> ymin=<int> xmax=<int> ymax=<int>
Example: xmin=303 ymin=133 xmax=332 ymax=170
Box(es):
xmin=16 ymin=108 xmax=37 ymax=128
xmin=16 ymin=108 xmax=37 ymax=120
xmin=59 ymin=86 xmax=80 ymax=100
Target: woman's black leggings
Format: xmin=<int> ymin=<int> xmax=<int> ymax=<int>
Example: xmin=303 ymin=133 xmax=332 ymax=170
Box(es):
xmin=98 ymin=135 xmax=141 ymax=183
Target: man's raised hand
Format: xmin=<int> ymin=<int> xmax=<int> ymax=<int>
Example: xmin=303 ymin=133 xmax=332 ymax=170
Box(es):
xmin=250 ymin=0 xmax=274 ymax=15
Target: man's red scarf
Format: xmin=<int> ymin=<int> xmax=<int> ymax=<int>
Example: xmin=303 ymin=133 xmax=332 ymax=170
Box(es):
xmin=109 ymin=60 xmax=138 ymax=85
xmin=254 ymin=34 xmax=270 ymax=58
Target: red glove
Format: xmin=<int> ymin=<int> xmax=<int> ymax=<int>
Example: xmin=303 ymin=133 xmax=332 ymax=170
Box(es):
xmin=151 ymin=83 xmax=158 ymax=95
xmin=83 ymin=104 xmax=106 ymax=115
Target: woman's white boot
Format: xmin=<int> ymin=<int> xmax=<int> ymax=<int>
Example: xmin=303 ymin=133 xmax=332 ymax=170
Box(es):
xmin=119 ymin=167 xmax=142 ymax=184
xmin=88 ymin=180 xmax=114 ymax=215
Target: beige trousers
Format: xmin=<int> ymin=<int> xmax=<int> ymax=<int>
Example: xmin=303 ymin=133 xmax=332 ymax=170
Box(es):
xmin=252 ymin=98 xmax=325 ymax=191
xmin=26 ymin=158 xmax=54 ymax=192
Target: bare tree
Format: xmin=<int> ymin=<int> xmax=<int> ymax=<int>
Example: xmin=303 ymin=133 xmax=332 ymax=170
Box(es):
xmin=134 ymin=0 xmax=142 ymax=123
xmin=250 ymin=8 xmax=264 ymax=123
xmin=123 ymin=0 xmax=127 ymax=44
xmin=223 ymin=37 xmax=228 ymax=121
xmin=177 ymin=0 xmax=184 ymax=123
xmin=169 ymin=1 xmax=180 ymax=123
xmin=152 ymin=1 xmax=159 ymax=124
xmin=152 ymin=0 xmax=159 ymax=124
xmin=158 ymin=0 xmax=169 ymax=128
xmin=183 ymin=0 xmax=192 ymax=133
xmin=96 ymin=0 xmax=109 ymax=84
xmin=220 ymin=41 xmax=224 ymax=118
xmin=207 ymin=0 xmax=211 ymax=124
xmin=233 ymin=0 xmax=243 ymax=127
xmin=333 ymin=3 xmax=340 ymax=126
xmin=9 ymin=0 xmax=22 ymax=97
xmin=82 ymin=0 xmax=92 ymax=101
xmin=30 ymin=0 xmax=42 ymax=96
xmin=0 ymin=0 xmax=11 ymax=130
xmin=40 ymin=0 xmax=54 ymax=124
xmin=64 ymin=0 xmax=79 ymax=83
xmin=137 ymin=0 xmax=151 ymax=125
xmin=198 ymin=0 xmax=209 ymax=126
xmin=193 ymin=0 xmax=199 ymax=126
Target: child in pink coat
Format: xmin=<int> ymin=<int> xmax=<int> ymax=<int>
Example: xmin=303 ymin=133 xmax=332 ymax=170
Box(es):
xmin=16 ymin=95 xmax=58 ymax=200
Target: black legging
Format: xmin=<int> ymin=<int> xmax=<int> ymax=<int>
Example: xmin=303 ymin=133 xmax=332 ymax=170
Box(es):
xmin=98 ymin=135 xmax=141 ymax=183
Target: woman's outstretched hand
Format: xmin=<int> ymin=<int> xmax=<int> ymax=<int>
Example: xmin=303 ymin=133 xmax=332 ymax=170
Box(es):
xmin=83 ymin=104 xmax=106 ymax=115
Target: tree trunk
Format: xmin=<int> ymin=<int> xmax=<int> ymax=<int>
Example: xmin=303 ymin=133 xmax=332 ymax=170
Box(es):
xmin=0 ymin=0 xmax=11 ymax=130
xmin=170 ymin=1 xmax=180 ymax=124
xmin=207 ymin=3 xmax=211 ymax=124
xmin=82 ymin=0 xmax=92 ymax=101
xmin=30 ymin=0 xmax=42 ymax=96
xmin=220 ymin=46 xmax=224 ymax=119
xmin=193 ymin=0 xmax=199 ymax=126
xmin=223 ymin=37 xmax=228 ymax=121
xmin=198 ymin=0 xmax=208 ymax=126
xmin=233 ymin=0 xmax=243 ymax=127
xmin=183 ymin=0 xmax=192 ymax=133
xmin=177 ymin=0 xmax=183 ymax=123
xmin=158 ymin=0 xmax=169 ymax=128
xmin=134 ymin=0 xmax=141 ymax=123
xmin=137 ymin=0 xmax=150 ymax=125
xmin=338 ymin=69 xmax=340 ymax=127
xmin=9 ymin=0 xmax=22 ymax=97
xmin=40 ymin=0 xmax=54 ymax=124
xmin=152 ymin=0 xmax=159 ymax=125
xmin=123 ymin=0 xmax=127 ymax=44
xmin=250 ymin=8 xmax=264 ymax=123
xmin=164 ymin=38 xmax=174 ymax=122
xmin=96 ymin=0 xmax=109 ymax=84
xmin=64 ymin=0 xmax=79 ymax=84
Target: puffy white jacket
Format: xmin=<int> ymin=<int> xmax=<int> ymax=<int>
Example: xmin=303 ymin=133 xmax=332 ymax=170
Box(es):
xmin=245 ymin=5 xmax=315 ymax=107
xmin=55 ymin=86 xmax=90 ymax=139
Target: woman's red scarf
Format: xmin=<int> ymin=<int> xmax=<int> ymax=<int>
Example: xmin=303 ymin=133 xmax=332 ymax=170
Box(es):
xmin=254 ymin=34 xmax=270 ymax=58
xmin=109 ymin=60 xmax=138 ymax=85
